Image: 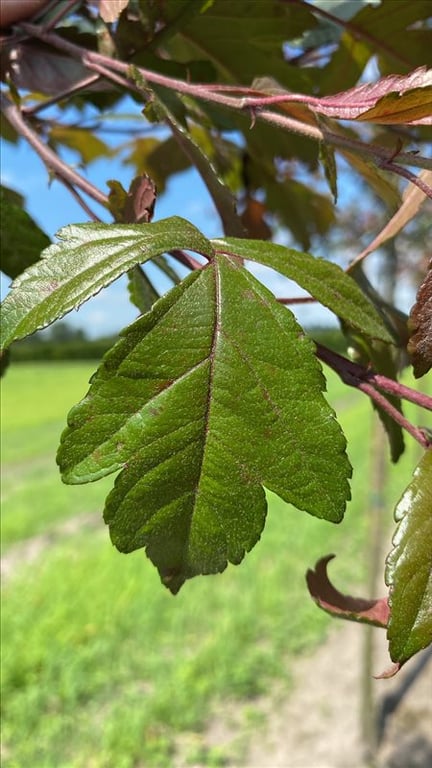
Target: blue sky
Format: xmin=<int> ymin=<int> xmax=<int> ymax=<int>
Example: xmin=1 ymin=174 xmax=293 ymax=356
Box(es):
xmin=1 ymin=97 xmax=415 ymax=339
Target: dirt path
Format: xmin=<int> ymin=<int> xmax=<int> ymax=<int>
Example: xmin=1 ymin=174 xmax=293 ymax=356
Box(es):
xmin=195 ymin=622 xmax=432 ymax=768
xmin=242 ymin=622 xmax=432 ymax=768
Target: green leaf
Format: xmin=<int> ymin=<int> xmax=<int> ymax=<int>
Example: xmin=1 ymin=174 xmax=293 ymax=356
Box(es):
xmin=165 ymin=0 xmax=316 ymax=90
xmin=58 ymin=255 xmax=351 ymax=593
xmin=319 ymin=139 xmax=338 ymax=204
xmin=127 ymin=265 xmax=159 ymax=313
xmin=153 ymin=254 xmax=181 ymax=285
xmin=49 ymin=126 xmax=113 ymax=164
xmin=320 ymin=0 xmax=432 ymax=90
xmin=358 ymin=84 xmax=432 ymax=125
xmin=213 ymin=238 xmax=394 ymax=344
xmin=385 ymin=450 xmax=432 ymax=668
xmin=0 ymin=186 xmax=50 ymax=280
xmin=0 ymin=218 xmax=213 ymax=350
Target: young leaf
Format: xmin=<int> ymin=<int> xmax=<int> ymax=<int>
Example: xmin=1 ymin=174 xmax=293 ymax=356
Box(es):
xmin=58 ymin=256 xmax=351 ymax=593
xmin=0 ymin=217 xmax=212 ymax=350
xmin=213 ymin=238 xmax=394 ymax=343
xmin=306 ymin=67 xmax=432 ymax=125
xmin=127 ymin=265 xmax=159 ymax=313
xmin=385 ymin=450 xmax=432 ymax=668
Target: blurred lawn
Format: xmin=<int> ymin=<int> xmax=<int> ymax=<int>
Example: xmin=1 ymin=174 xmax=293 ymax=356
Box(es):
xmin=1 ymin=361 xmax=428 ymax=767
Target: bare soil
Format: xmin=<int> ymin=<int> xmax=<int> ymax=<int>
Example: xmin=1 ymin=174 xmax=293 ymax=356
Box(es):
xmin=193 ymin=622 xmax=432 ymax=768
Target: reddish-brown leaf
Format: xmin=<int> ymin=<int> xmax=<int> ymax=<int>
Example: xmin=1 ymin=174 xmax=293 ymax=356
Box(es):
xmin=408 ymin=262 xmax=432 ymax=378
xmin=301 ymin=67 xmax=432 ymax=125
xmin=306 ymin=555 xmax=390 ymax=627
xmin=352 ymin=170 xmax=432 ymax=264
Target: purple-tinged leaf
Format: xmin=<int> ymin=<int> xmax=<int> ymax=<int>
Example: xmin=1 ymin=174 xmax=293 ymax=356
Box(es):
xmin=314 ymin=66 xmax=432 ymax=125
xmin=353 ymin=170 xmax=432 ymax=264
xmin=408 ymin=263 xmax=432 ymax=378
xmin=307 ymin=555 xmax=389 ymax=627
xmin=266 ymin=67 xmax=432 ymax=125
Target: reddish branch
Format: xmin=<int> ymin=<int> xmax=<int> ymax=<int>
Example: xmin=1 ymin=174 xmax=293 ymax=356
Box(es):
xmin=0 ymin=93 xmax=108 ymax=209
xmin=316 ymin=343 xmax=432 ymax=449
xmin=15 ymin=22 xmax=432 ymax=176
xmin=169 ymin=250 xmax=205 ymax=271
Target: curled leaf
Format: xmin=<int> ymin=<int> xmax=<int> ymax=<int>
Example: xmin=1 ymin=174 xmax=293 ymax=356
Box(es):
xmin=307 ymin=555 xmax=389 ymax=627
xmin=124 ymin=175 xmax=157 ymax=225
xmin=408 ymin=262 xmax=432 ymax=378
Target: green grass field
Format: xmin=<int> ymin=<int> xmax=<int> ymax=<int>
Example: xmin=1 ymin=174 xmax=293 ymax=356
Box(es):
xmin=1 ymin=362 xmax=427 ymax=767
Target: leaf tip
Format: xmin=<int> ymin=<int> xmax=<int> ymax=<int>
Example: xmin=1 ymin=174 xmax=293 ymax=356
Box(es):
xmin=374 ymin=661 xmax=401 ymax=679
xmin=160 ymin=567 xmax=186 ymax=595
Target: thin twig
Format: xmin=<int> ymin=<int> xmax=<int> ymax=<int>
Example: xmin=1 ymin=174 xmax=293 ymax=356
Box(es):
xmin=169 ymin=249 xmax=205 ymax=270
xmin=316 ymin=343 xmax=432 ymax=447
xmin=17 ymin=23 xmax=432 ymax=173
xmin=277 ymin=296 xmax=317 ymax=304
xmin=372 ymin=375 xmax=432 ymax=411
xmin=258 ymin=108 xmax=432 ymax=171
xmin=85 ymin=60 xmax=143 ymax=94
xmin=21 ymin=73 xmax=101 ymax=116
xmin=0 ymin=93 xmax=108 ymax=207
xmin=377 ymin=161 xmax=432 ymax=200
xmin=357 ymin=380 xmax=430 ymax=449
xmin=59 ymin=179 xmax=102 ymax=221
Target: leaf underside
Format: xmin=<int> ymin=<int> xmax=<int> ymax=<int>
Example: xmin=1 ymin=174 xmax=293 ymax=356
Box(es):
xmin=58 ymin=255 xmax=351 ymax=593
